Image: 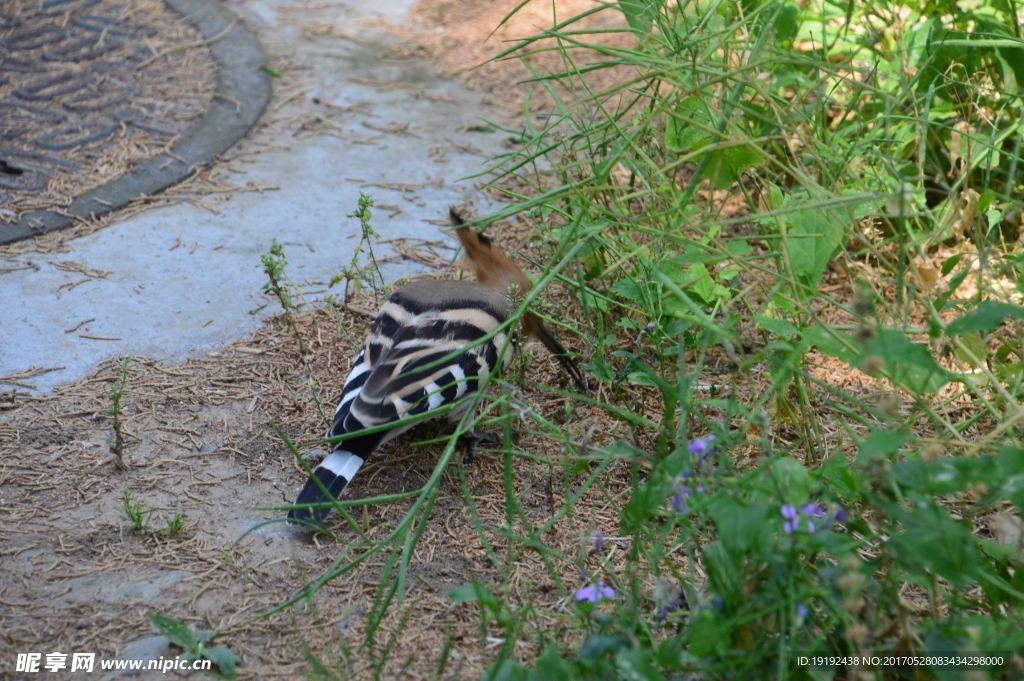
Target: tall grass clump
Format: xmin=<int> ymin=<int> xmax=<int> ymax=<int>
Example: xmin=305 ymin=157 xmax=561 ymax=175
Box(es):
xmin=266 ymin=0 xmax=1024 ymax=676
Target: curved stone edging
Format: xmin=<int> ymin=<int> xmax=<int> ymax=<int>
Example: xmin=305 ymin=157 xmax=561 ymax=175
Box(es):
xmin=0 ymin=0 xmax=271 ymax=245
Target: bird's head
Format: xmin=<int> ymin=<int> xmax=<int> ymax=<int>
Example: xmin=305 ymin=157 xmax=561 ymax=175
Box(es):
xmin=451 ymin=209 xmax=534 ymax=300
xmin=450 ymin=208 xmax=586 ymax=391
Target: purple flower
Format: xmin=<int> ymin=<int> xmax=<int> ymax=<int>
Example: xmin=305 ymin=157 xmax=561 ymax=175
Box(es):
xmin=688 ymin=435 xmax=717 ymax=459
xmin=796 ymin=602 xmax=808 ymax=619
xmin=681 ymin=470 xmax=691 ymax=479
xmin=802 ymin=503 xmax=824 ymax=519
xmin=576 ymin=581 xmax=615 ymax=603
xmin=671 ymin=479 xmax=707 ymax=514
xmin=593 ymin=532 xmax=605 ymax=551
xmin=834 ymin=507 xmax=847 ymax=524
xmin=781 ymin=504 xmax=798 ymax=534
xmin=798 ymin=504 xmax=824 ymax=532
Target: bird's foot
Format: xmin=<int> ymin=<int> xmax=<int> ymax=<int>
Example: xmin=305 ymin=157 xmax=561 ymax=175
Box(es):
xmin=463 ymin=428 xmax=500 ymax=465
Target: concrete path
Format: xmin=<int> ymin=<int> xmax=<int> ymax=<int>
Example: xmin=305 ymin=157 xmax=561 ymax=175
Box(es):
xmin=1 ymin=0 xmax=508 ymax=394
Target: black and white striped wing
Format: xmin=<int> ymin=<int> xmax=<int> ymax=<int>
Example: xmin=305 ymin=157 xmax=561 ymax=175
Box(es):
xmin=288 ymin=280 xmax=515 ymax=523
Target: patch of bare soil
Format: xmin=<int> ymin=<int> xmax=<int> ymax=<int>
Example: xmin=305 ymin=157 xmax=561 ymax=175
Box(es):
xmin=397 ymin=0 xmax=639 ymax=118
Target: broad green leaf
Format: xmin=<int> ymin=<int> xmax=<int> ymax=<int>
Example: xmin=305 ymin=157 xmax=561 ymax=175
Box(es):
xmin=710 ymin=498 xmax=769 ymax=557
xmin=754 ymin=314 xmax=800 ymax=338
xmin=940 ymin=254 xmax=963 ymax=276
xmin=818 ymin=453 xmax=863 ymax=499
xmin=857 ymin=329 xmax=952 ymax=394
xmin=977 ymin=190 xmax=997 ymax=214
xmin=687 ymin=263 xmax=717 ymax=304
xmin=656 ymin=259 xmax=690 ymax=286
xmin=627 ymin=370 xmax=665 ymax=388
xmin=856 ymin=428 xmax=914 ymax=464
xmin=616 ymin=646 xmax=666 ymax=681
xmin=935 ymin=267 xmax=972 ymax=311
xmin=785 ymin=206 xmax=848 ymax=286
xmin=802 ymin=325 xmax=858 ymax=363
xmin=946 ymin=301 xmax=1024 ymax=336
xmin=704 ymin=144 xmax=766 ymax=189
xmin=618 ymin=0 xmax=657 ymax=31
xmin=202 ymin=647 xmax=239 ymax=680
xmin=664 ymin=97 xmax=713 ymax=152
xmin=149 ymin=613 xmax=198 ymax=651
xmin=726 ymin=238 xmax=753 ymax=258
xmin=769 ymin=458 xmax=812 ymax=503
xmin=686 ymin=608 xmax=732 ymax=658
xmin=578 ymin=634 xmax=631 ymax=661
xmin=610 ymin=278 xmax=646 ymax=300
xmin=954 ymin=332 xmax=989 ymax=367
xmin=753 ymin=1 xmax=800 ymax=42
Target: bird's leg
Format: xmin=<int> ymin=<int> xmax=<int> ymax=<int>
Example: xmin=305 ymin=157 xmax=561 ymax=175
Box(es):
xmin=461 ymin=427 xmax=501 ymax=465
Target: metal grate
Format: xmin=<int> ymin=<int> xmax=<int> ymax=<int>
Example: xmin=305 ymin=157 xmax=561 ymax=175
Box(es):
xmin=0 ymin=0 xmax=216 ymax=214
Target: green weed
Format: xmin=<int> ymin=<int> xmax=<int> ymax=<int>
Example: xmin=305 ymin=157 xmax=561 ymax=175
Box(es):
xmin=330 ymin=193 xmax=389 ymax=305
xmin=119 ymin=489 xmax=187 ymax=539
xmin=148 ymin=613 xmax=239 ymax=679
xmin=108 ymin=356 xmax=130 ymax=467
xmin=456 ymin=0 xmax=1024 ymax=676
xmin=262 ymin=239 xmax=309 ymax=355
xmin=162 ymin=512 xmax=185 ymax=537
xmin=118 ymin=488 xmax=153 ymax=535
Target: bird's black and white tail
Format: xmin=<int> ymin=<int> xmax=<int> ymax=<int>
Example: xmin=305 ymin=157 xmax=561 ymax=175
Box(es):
xmin=290 ymin=448 xmax=367 ymax=523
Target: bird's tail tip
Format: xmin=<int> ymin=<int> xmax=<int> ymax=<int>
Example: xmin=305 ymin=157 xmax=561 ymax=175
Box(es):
xmin=288 ymin=451 xmax=364 ymax=524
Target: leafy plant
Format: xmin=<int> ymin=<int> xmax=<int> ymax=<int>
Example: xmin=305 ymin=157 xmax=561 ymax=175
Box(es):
xmin=329 ymin=193 xmax=388 ymax=305
xmin=118 ymin=489 xmax=153 ymax=535
xmin=119 ymin=489 xmax=187 ymax=538
xmin=163 ymin=513 xmax=185 ymax=537
xmin=149 ymin=613 xmax=239 ymax=679
xmin=257 ymin=0 xmax=1024 ymax=675
xmin=261 ymin=239 xmax=309 ymax=355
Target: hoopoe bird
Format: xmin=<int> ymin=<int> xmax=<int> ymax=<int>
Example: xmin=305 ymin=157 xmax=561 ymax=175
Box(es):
xmin=288 ymin=209 xmax=585 ymax=524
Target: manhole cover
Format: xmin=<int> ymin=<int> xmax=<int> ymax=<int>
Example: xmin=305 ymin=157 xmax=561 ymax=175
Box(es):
xmin=0 ymin=0 xmax=217 ymax=228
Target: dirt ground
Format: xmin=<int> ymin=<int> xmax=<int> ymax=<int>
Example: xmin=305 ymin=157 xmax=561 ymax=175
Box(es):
xmin=0 ymin=0 xmax=217 ymax=221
